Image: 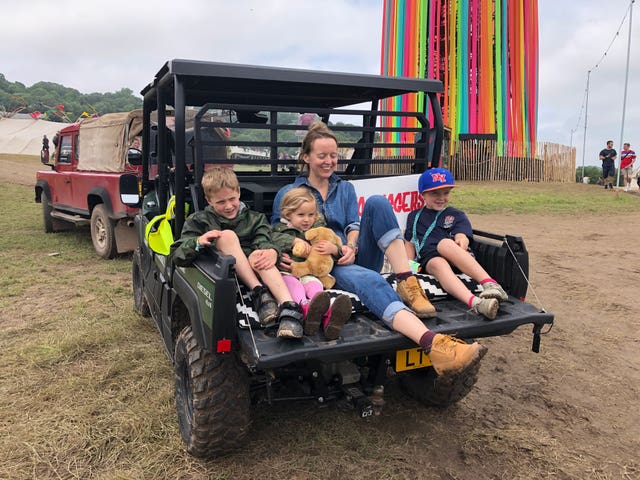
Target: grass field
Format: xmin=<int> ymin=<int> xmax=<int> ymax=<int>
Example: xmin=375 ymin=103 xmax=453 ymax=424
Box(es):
xmin=2 ymin=177 xmax=638 ymax=479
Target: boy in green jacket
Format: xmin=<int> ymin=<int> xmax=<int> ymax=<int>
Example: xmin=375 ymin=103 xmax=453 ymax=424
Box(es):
xmin=171 ymin=167 xmax=304 ymax=338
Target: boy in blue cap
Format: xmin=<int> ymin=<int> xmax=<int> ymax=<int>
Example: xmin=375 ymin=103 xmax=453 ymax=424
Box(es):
xmin=404 ymin=168 xmax=508 ymax=319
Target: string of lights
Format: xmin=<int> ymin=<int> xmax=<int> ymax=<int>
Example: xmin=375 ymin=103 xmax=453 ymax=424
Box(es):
xmin=572 ymin=2 xmax=632 ymax=151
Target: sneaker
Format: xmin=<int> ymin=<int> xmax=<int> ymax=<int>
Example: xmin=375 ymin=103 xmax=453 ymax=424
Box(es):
xmin=428 ymin=334 xmax=488 ymax=376
xmin=250 ymin=285 xmax=278 ymax=326
xmin=322 ymin=294 xmax=352 ymax=340
xmin=472 ymin=297 xmax=499 ymax=320
xmin=396 ymin=276 xmax=437 ymax=318
xmin=302 ymin=291 xmax=331 ymax=336
xmin=480 ymin=282 xmax=508 ymax=301
xmin=276 ymin=301 xmax=304 ymax=339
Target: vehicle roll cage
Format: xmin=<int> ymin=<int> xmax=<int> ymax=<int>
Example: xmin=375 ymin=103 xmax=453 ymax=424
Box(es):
xmin=139 ymin=59 xmax=445 ymax=239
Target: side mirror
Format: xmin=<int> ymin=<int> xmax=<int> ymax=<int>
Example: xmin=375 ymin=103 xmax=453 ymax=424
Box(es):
xmin=40 ymin=149 xmax=53 ymax=167
xmin=119 ymin=173 xmax=141 ymax=206
xmin=128 ymin=148 xmax=143 ymax=166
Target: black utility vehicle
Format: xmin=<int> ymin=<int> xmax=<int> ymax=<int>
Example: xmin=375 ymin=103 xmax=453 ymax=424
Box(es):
xmin=120 ymin=59 xmax=553 ymax=458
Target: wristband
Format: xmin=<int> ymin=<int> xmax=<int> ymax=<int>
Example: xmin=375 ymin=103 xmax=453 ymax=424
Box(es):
xmin=347 ymin=242 xmax=358 ymax=254
xmin=195 ymin=238 xmax=202 ymax=252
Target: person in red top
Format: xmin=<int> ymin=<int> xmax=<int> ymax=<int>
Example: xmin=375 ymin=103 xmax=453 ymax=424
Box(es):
xmin=620 ymin=143 xmax=637 ymax=191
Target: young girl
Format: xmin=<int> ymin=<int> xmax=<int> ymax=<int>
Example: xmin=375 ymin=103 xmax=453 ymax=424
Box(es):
xmin=273 ymin=187 xmax=352 ymax=340
xmin=404 ymin=168 xmax=509 ymax=320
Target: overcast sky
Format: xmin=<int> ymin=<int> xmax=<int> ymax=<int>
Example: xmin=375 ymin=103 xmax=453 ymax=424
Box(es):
xmin=1 ymin=0 xmax=638 ymax=167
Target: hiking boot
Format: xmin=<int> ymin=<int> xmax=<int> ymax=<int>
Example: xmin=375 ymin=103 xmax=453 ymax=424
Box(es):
xmin=322 ymin=294 xmax=352 ymax=340
xmin=480 ymin=282 xmax=508 ymax=301
xmin=249 ymin=285 xmax=278 ymax=326
xmin=396 ymin=276 xmax=437 ymax=318
xmin=472 ymin=297 xmax=499 ymax=320
xmin=428 ymin=334 xmax=488 ymax=376
xmin=302 ymin=291 xmax=331 ymax=336
xmin=276 ymin=301 xmax=304 ymax=339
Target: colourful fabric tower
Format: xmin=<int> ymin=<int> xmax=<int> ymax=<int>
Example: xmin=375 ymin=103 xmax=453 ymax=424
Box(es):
xmin=380 ymin=0 xmax=539 ymax=157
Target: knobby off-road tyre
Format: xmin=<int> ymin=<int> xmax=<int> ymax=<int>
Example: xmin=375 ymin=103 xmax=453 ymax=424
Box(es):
xmin=399 ymin=362 xmax=481 ymax=408
xmin=132 ymin=249 xmax=150 ymax=317
xmin=90 ymin=204 xmax=117 ymax=259
xmin=174 ymin=326 xmax=251 ymax=458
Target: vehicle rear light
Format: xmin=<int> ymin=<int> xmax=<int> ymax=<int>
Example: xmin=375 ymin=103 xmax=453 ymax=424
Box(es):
xmin=216 ymin=339 xmax=231 ymax=353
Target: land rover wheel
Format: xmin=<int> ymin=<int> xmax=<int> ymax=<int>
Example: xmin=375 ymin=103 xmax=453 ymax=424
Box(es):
xmin=132 ymin=249 xmax=150 ymax=317
xmin=399 ymin=362 xmax=481 ymax=408
xmin=90 ymin=204 xmax=117 ymax=259
xmin=174 ymin=326 xmax=250 ymax=458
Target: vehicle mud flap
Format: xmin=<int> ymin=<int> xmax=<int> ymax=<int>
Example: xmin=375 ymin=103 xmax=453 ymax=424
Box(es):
xmin=115 ymin=218 xmax=139 ymax=253
xmin=532 ymin=324 xmax=541 ymax=353
xmin=341 ymin=384 xmax=374 ymax=418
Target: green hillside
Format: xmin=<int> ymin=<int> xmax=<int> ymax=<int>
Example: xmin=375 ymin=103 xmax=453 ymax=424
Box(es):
xmin=0 ymin=73 xmax=142 ymax=123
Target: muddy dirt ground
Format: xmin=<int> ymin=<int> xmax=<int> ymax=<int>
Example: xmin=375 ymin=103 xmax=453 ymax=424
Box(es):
xmin=4 ymin=155 xmax=638 ymax=479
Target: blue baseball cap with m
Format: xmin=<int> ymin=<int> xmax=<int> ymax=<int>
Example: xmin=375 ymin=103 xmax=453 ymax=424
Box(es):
xmin=418 ymin=168 xmax=457 ymax=193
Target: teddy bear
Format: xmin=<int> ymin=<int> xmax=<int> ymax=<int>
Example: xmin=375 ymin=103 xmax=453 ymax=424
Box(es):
xmin=290 ymin=226 xmax=342 ymax=289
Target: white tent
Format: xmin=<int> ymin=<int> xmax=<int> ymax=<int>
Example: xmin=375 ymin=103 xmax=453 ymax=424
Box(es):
xmin=0 ymin=117 xmax=65 ymax=156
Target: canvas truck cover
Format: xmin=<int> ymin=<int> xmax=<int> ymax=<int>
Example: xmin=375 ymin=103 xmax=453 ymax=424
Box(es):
xmin=77 ymin=110 xmax=143 ymax=172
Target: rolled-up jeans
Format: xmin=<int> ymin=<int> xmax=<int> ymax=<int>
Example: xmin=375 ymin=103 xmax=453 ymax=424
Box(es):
xmin=331 ymin=195 xmax=408 ymax=327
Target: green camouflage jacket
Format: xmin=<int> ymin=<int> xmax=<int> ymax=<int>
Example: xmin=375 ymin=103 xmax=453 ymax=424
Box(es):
xmin=171 ymin=203 xmax=279 ymax=266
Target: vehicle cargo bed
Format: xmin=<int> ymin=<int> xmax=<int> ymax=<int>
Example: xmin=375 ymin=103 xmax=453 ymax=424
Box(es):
xmin=238 ymin=293 xmax=552 ymax=369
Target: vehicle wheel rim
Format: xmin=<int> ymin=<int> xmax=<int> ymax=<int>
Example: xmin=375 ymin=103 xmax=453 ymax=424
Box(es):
xmin=94 ymin=218 xmax=106 ymax=246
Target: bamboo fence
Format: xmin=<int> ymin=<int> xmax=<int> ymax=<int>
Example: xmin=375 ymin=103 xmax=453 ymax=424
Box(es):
xmin=449 ymin=139 xmax=576 ymax=182
xmin=371 ymin=140 xmax=575 ymax=182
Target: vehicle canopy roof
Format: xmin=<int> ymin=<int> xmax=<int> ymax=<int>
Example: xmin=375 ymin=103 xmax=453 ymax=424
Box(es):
xmin=140 ymin=59 xmax=445 ymax=237
xmin=77 ymin=110 xmax=143 ymax=172
xmin=141 ymin=59 xmax=444 ymax=109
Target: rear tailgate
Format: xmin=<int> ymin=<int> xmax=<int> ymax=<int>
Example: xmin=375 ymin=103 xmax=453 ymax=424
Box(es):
xmin=238 ymin=295 xmax=553 ymax=369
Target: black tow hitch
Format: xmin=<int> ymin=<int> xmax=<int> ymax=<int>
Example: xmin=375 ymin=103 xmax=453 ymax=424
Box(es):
xmin=341 ymin=384 xmax=374 ymax=418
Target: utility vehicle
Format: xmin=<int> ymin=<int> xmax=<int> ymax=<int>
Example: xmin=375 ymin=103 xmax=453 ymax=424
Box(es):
xmin=120 ymin=59 xmax=554 ymax=458
xmin=35 ymin=111 xmax=143 ymax=258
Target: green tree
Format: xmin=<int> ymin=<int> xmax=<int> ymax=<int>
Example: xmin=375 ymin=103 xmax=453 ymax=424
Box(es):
xmin=0 ymin=74 xmax=142 ymax=122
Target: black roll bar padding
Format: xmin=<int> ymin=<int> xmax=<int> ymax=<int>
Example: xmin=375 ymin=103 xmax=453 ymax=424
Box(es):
xmin=174 ymin=78 xmax=186 ymax=239
xmin=427 ymin=92 xmax=444 ymax=168
xmin=142 ymin=99 xmax=152 ymax=183
xmin=156 ymin=88 xmax=168 ymax=216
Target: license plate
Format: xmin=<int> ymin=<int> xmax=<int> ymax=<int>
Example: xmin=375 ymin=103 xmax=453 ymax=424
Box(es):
xmin=395 ymin=347 xmax=432 ymax=372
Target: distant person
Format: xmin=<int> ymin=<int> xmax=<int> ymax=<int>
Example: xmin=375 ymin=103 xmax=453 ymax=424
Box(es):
xmin=599 ymin=140 xmax=617 ymax=190
xmin=41 ymin=135 xmax=49 ymax=162
xmin=171 ymin=167 xmax=305 ymax=339
xmin=620 ymin=143 xmax=636 ymax=191
xmin=404 ymin=168 xmax=508 ymax=320
xmin=130 ymin=137 xmax=141 ymax=150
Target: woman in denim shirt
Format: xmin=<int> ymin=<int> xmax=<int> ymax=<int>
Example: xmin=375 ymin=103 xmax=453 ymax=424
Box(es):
xmin=271 ymin=121 xmax=486 ymax=377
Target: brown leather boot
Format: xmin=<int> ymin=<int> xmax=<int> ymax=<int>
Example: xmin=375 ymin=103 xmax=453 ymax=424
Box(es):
xmin=396 ymin=276 xmax=436 ymax=318
xmin=428 ymin=334 xmax=488 ymax=376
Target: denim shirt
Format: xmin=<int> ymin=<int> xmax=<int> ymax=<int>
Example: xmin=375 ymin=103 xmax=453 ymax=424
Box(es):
xmin=271 ymin=174 xmax=360 ymax=243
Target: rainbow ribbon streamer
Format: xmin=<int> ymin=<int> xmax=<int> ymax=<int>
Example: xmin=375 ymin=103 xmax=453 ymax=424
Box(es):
xmin=380 ymin=0 xmax=539 ymax=157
